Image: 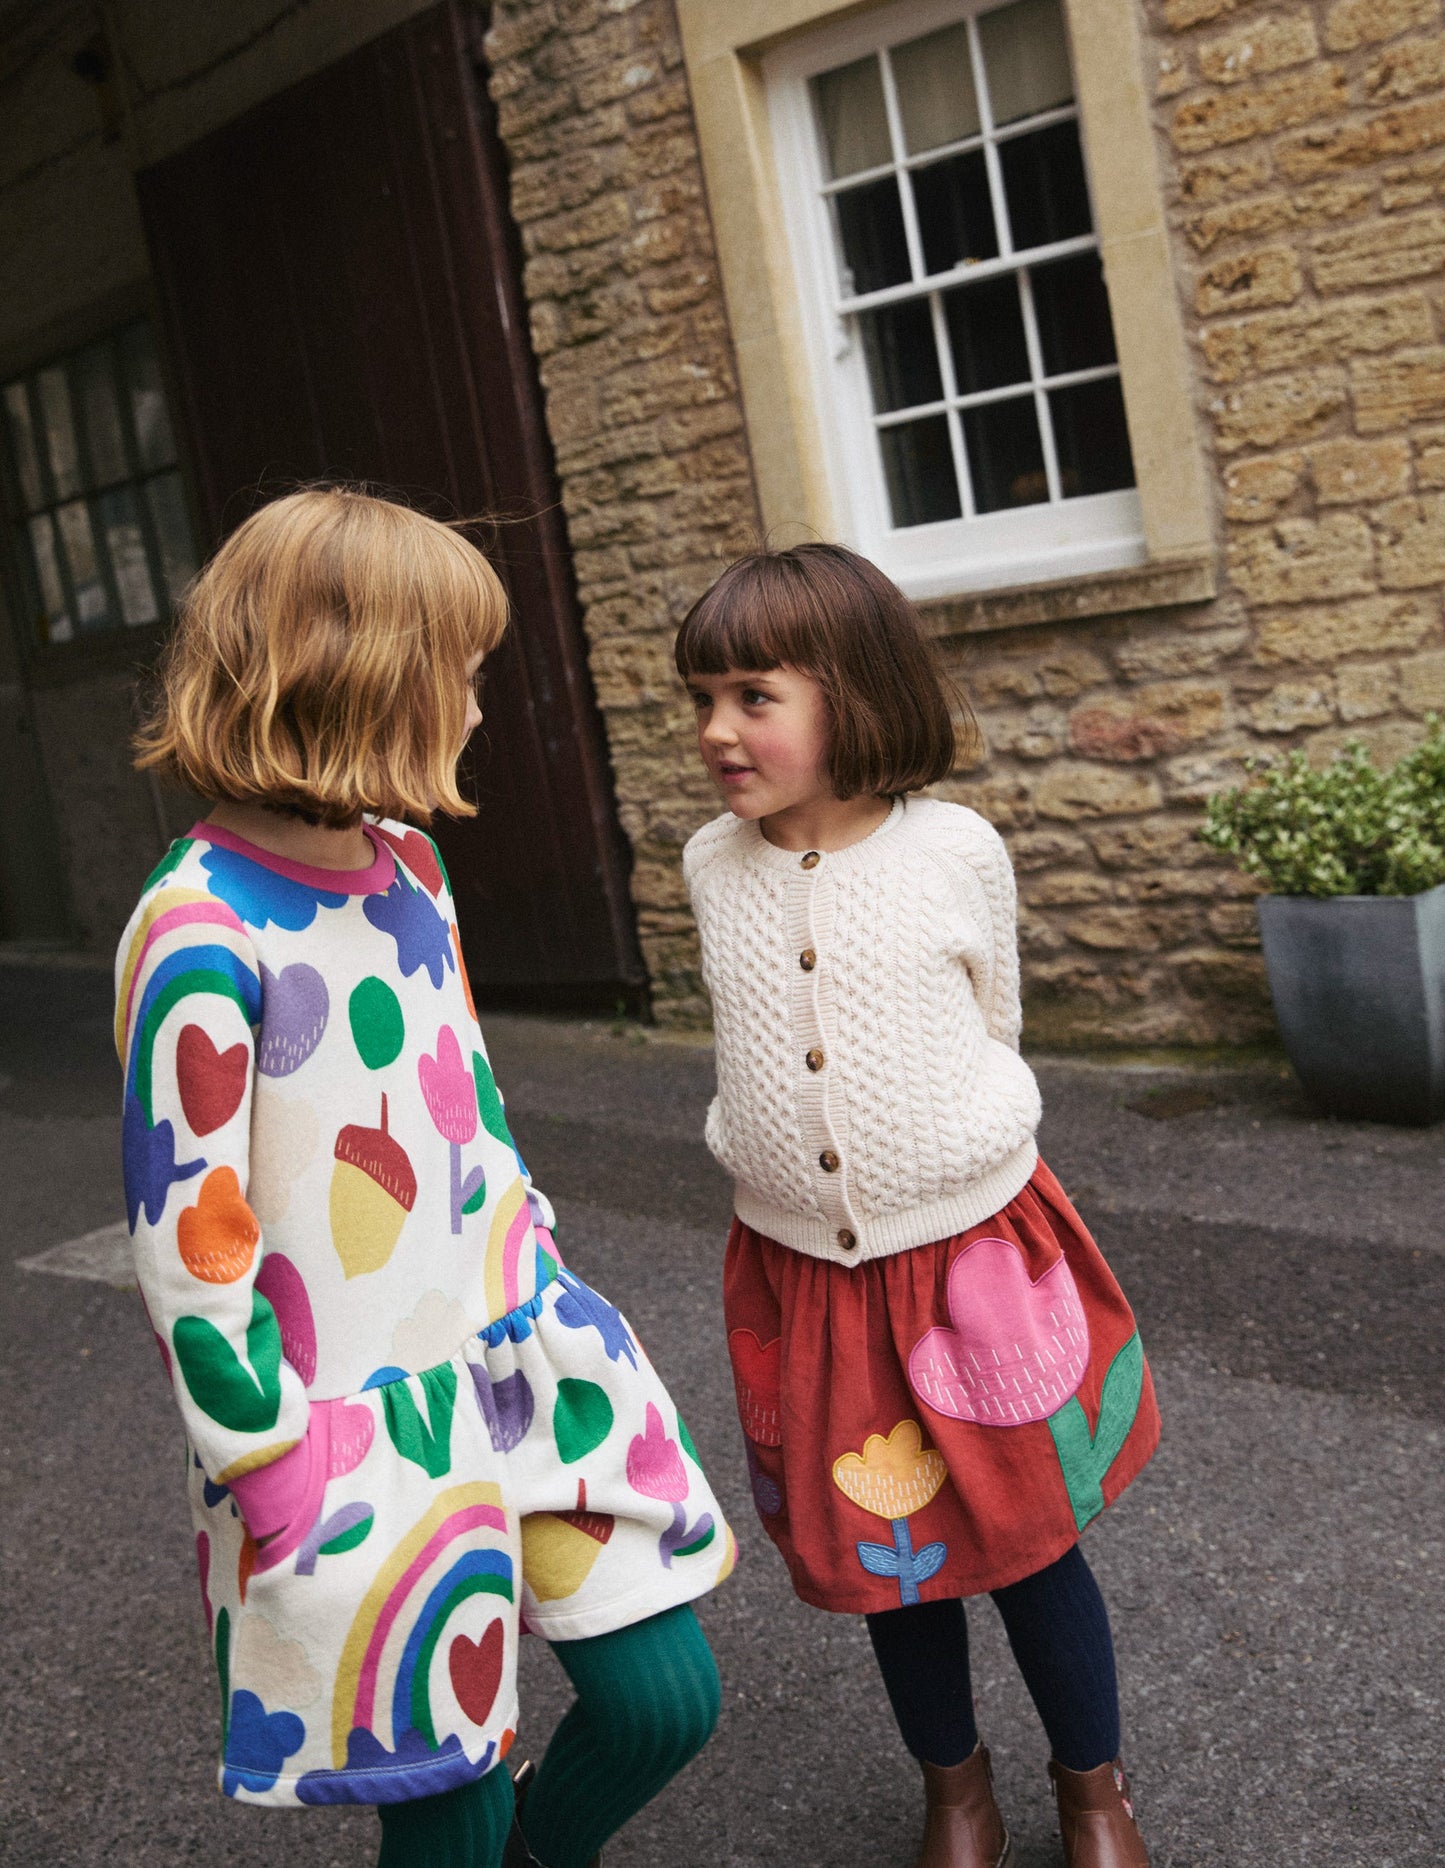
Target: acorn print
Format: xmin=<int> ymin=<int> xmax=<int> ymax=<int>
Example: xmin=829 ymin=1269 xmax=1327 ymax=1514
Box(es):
xmin=329 ymin=1094 xmax=417 ymax=1278
xmin=520 ymin=1479 xmax=615 ymax=1605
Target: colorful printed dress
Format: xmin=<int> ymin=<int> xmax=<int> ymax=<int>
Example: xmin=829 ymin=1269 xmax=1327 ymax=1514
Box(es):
xmin=116 ymin=820 xmax=733 ymax=1808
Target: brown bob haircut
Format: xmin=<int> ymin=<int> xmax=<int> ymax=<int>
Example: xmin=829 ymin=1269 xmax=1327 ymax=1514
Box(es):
xmin=674 ymin=542 xmax=970 ymax=798
xmin=135 ymin=486 xmax=508 ymax=826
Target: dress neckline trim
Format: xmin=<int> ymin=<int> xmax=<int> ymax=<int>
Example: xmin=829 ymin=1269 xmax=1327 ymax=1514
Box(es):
xmin=189 ymin=821 xmax=396 ymax=894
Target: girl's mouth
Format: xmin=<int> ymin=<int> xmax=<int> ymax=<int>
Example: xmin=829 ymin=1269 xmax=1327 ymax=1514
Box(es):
xmin=717 ymin=762 xmax=754 ymax=782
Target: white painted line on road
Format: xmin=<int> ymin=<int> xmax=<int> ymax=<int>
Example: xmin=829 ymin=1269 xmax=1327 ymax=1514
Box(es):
xmin=19 ymin=1220 xmax=133 ymax=1288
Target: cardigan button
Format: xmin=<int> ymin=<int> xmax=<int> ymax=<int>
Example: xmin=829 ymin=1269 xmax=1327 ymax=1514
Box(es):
xmin=819 ymin=1149 xmax=840 ymax=1172
xmin=806 ymin=1048 xmax=825 ymax=1072
xmin=837 ymin=1229 xmax=857 ymax=1251
xmin=799 ymin=948 xmax=817 ymax=971
xmin=800 ymin=850 xmax=821 ymax=870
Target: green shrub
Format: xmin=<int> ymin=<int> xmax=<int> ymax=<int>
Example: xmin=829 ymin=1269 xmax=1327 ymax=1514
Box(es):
xmin=1201 ymin=718 xmax=1445 ymax=897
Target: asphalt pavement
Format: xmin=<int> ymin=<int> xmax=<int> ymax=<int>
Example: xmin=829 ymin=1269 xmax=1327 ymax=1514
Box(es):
xmin=0 ymin=961 xmax=1440 ymax=1867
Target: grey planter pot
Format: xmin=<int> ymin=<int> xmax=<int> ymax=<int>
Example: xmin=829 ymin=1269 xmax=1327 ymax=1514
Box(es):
xmin=1256 ymin=884 xmax=1445 ymax=1126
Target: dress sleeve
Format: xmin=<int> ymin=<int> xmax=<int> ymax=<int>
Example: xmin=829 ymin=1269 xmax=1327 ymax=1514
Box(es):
xmin=972 ymin=824 xmax=1024 ymax=1053
xmin=115 ymin=892 xmax=311 ymax=1483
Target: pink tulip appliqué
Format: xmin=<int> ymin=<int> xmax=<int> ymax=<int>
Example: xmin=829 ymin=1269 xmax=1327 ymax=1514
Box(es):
xmin=908 ymin=1237 xmax=1089 ymax=1426
xmin=627 ymin=1403 xmax=714 ymax=1567
xmin=418 ymin=1025 xmax=486 ymax=1233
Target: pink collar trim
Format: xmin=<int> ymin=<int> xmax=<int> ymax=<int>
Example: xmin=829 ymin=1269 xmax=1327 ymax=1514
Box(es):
xmin=190 ymin=821 xmax=396 ymax=895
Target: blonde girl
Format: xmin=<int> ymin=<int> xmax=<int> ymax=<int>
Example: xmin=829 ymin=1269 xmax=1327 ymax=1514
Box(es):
xmin=118 ymin=488 xmax=734 ymax=1868
xmin=677 ymin=543 xmax=1158 ymax=1868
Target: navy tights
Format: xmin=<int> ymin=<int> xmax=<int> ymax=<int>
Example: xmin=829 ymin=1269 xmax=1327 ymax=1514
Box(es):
xmin=865 ymin=1544 xmax=1120 ymax=1773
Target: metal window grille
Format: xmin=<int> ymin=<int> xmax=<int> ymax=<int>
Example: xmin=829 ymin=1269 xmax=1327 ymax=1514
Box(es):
xmin=1 ymin=319 xmax=198 ymax=647
xmin=807 ymin=0 xmax=1135 ymax=531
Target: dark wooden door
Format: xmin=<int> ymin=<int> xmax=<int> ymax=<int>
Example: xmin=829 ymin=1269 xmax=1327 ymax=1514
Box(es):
xmin=135 ymin=1 xmax=645 ymax=1009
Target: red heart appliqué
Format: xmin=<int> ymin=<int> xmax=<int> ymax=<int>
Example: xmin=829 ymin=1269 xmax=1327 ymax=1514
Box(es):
xmin=177 ymin=1024 xmax=248 ymax=1135
xmin=728 ymin=1329 xmax=783 ymax=1446
xmin=373 ymin=825 xmax=443 ymax=897
xmin=449 ymin=1619 xmax=505 ymax=1728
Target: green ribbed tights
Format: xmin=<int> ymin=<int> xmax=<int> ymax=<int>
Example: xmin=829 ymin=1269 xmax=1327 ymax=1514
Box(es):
xmin=521 ymin=1603 xmax=720 ymax=1868
xmin=373 ymin=1604 xmax=719 ymax=1868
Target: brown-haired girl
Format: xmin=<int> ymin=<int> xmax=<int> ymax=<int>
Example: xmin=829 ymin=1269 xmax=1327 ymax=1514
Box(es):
xmin=118 ymin=488 xmax=734 ymax=1868
xmin=677 ymin=542 xmax=1159 ymax=1868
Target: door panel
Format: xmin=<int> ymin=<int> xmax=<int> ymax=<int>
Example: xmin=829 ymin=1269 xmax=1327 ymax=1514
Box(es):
xmin=136 ymin=1 xmax=645 ymax=1007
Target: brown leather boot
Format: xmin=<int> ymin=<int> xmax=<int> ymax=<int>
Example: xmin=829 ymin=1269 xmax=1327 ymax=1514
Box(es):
xmin=917 ymin=1743 xmax=1013 ymax=1868
xmin=1048 ymin=1757 xmax=1150 ymax=1868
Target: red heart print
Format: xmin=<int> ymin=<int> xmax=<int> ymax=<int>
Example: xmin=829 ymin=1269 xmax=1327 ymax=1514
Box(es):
xmin=373 ymin=825 xmax=443 ymax=897
xmin=449 ymin=1619 xmax=505 ymax=1727
xmin=728 ymin=1329 xmax=783 ymax=1446
xmin=177 ymin=1024 xmax=248 ymax=1135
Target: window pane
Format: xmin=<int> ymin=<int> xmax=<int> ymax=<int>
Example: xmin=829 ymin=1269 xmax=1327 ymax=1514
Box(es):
xmin=28 ymin=514 xmax=72 ymax=642
xmin=978 ymin=0 xmax=1073 ymax=127
xmin=913 ymin=149 xmax=997 ymax=275
xmin=834 ymin=178 xmax=912 ymax=295
xmin=1000 ymin=118 xmax=1091 ymax=251
xmin=145 ymin=472 xmax=198 ymax=598
xmin=54 ymin=499 xmax=110 ymax=630
xmin=37 ymin=366 xmax=82 ymax=498
xmin=812 ymin=56 xmax=892 ymax=179
xmin=962 ymin=395 xmax=1046 ymax=511
xmin=121 ymin=322 xmax=178 ymax=471
xmin=4 ymin=381 xmax=45 ymax=510
xmin=861 ymin=299 xmax=943 ymax=413
xmin=98 ymin=486 xmax=160 ymax=625
xmin=879 ymin=415 xmax=961 ymax=527
xmin=1050 ymin=377 xmax=1134 ymax=497
xmin=944 ymin=275 xmax=1030 ymax=394
xmin=892 ymin=24 xmax=980 ymax=155
xmin=1031 ymin=252 xmax=1117 ymax=375
xmin=77 ymin=343 xmax=129 ymax=486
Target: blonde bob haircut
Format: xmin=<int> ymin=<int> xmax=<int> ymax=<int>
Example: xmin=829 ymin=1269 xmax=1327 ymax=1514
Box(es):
xmin=136 ymin=487 xmax=508 ymax=826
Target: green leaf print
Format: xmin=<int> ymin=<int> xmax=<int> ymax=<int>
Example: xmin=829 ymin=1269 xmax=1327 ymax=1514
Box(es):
xmin=472 ymin=1051 xmax=515 ymax=1150
xmin=318 ymin=1514 xmax=374 ymax=1558
xmin=677 ymin=1413 xmax=700 ymax=1465
xmin=349 ymin=977 xmax=406 ymax=1070
xmin=143 ymin=839 xmax=195 ymax=892
xmin=554 ymin=1379 xmax=614 ymax=1465
xmin=174 ymin=1291 xmax=284 ymax=1435
xmin=1047 ymin=1331 xmax=1146 ymax=1532
xmin=382 ymin=1362 xmax=458 ymax=1478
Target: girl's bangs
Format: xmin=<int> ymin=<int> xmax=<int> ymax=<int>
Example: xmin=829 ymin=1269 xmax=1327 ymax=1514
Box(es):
xmin=674 ymin=563 xmax=818 ymax=678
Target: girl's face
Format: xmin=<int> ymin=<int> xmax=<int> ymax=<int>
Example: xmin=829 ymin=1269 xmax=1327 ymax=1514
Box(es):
xmin=686 ymin=664 xmax=833 ymax=823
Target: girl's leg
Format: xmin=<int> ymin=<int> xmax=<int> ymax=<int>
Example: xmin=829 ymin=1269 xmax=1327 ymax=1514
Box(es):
xmin=989 ymin=1543 xmax=1121 ymax=1773
xmin=376 ymin=1764 xmax=515 ymax=1868
xmin=519 ymin=1602 xmax=720 ymax=1868
xmin=865 ymin=1598 xmax=978 ymax=1766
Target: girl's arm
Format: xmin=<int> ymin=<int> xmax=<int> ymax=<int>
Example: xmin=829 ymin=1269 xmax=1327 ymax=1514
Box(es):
xmin=116 ymin=895 xmax=311 ymax=1506
xmin=932 ymin=815 xmax=1025 ymax=1053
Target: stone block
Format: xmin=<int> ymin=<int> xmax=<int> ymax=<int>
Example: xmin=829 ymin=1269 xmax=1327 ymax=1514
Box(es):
xmin=1067 ymin=906 xmax=1170 ymax=952
xmin=1374 ymin=494 xmax=1445 ymax=587
xmin=1034 ymin=764 xmax=1163 ymax=821
xmin=1113 ymin=628 xmax=1250 ymax=680
xmin=1227 ymin=513 xmax=1376 ymax=605
xmin=1366 ymin=29 xmax=1445 ymax=100
xmin=1170 ymin=947 xmax=1273 ymax=1014
xmin=1212 ymin=371 xmax=1348 ymax=451
xmin=1353 ymin=346 xmax=1445 ymax=432
xmin=1276 ymin=95 xmax=1445 ymax=180
xmin=1020 ymin=870 xmax=1115 ymax=908
xmin=1069 ymin=682 xmax=1228 ymax=762
xmin=1337 ymin=662 xmax=1398 ymax=719
xmin=1156 ymin=48 xmax=1189 ymax=99
xmin=1249 ymin=680 xmax=1336 ymax=732
xmin=1254 ymin=594 xmax=1436 ymax=663
xmin=1202 ymin=292 xmax=1432 ymax=384
xmin=1308 ymin=437 xmax=1412 ymax=504
xmin=1164 ymin=749 xmax=1254 ymax=805
xmin=1207 ymin=901 xmax=1263 ymax=946
xmin=1195 ymin=246 xmax=1302 ymax=316
xmin=1125 ymin=867 xmax=1240 ymax=903
xmin=1415 ymin=426 xmax=1445 ymax=486
xmin=1165 ymin=0 xmax=1242 ymax=26
xmin=1223 ymin=453 xmax=1302 ymax=521
xmin=1325 ymin=0 xmax=1440 ymax=53
xmin=1170 ymin=66 xmax=1346 ymax=155
xmin=1312 ymin=208 xmax=1445 ymax=292
xmin=1185 ymin=179 xmax=1372 ymax=254
xmin=1198 ymin=16 xmax=1319 ymax=86
xmin=1179 ymin=149 xmax=1274 ymax=204
xmin=1090 ymin=816 xmax=1212 ymax=870
xmin=982 ymin=705 xmax=1068 ymax=761
xmin=1307 ymin=718 xmax=1428 ymax=765
xmin=1398 ymin=647 xmax=1445 ymax=711
xmin=1006 ymin=829 xmax=1092 ymax=872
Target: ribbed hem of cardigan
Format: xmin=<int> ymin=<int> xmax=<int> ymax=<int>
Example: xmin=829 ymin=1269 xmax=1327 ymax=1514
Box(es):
xmin=732 ymin=1139 xmax=1040 ymax=1264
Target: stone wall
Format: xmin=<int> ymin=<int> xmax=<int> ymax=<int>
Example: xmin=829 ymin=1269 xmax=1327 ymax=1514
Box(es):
xmin=485 ymin=0 xmax=763 ymax=1023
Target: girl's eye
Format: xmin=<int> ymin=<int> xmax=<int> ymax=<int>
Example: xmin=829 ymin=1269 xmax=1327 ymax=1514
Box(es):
xmin=470 ymin=670 xmax=486 ymax=703
xmin=689 ymin=691 xmax=711 ymax=710
xmin=742 ymin=689 xmax=770 ymax=706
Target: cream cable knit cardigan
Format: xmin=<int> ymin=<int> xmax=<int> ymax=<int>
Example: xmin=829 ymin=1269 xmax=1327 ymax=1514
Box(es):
xmin=684 ymin=795 xmax=1042 ymax=1265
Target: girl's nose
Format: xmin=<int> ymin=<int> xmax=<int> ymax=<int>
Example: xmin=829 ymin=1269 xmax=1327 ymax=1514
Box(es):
xmin=702 ymin=712 xmax=737 ymax=747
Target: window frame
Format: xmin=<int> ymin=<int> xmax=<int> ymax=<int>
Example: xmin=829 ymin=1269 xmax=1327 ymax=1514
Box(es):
xmin=677 ymin=0 xmax=1215 ymax=627
xmin=0 ymin=290 xmax=202 ymax=683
